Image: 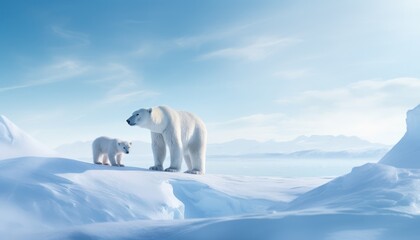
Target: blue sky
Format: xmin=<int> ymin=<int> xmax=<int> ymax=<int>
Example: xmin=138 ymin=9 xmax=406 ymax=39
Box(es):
xmin=1 ymin=0 xmax=420 ymax=148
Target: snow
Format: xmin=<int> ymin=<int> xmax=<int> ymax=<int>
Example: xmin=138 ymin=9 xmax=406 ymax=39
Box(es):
xmin=2 ymin=110 xmax=420 ymax=239
xmin=380 ymin=105 xmax=420 ymax=168
xmin=0 ymin=115 xmax=55 ymax=159
xmin=0 ymin=156 xmax=329 ymax=239
xmin=39 ymin=212 xmax=420 ymax=240
xmin=24 ymin=161 xmax=419 ymax=240
xmin=288 ymin=163 xmax=420 ymax=214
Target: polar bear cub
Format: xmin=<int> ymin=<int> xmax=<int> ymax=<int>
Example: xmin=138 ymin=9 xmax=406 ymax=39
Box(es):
xmin=92 ymin=136 xmax=131 ymax=167
xmin=126 ymin=106 xmax=207 ymax=174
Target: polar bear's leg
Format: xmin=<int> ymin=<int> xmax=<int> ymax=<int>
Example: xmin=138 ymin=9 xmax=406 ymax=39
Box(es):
xmin=93 ymin=148 xmax=102 ymax=164
xmin=150 ymin=132 xmax=165 ymax=171
xmin=188 ymin=149 xmax=205 ymax=174
xmin=163 ymin=130 xmax=182 ymax=172
xmin=166 ymin=144 xmax=182 ymax=172
xmin=183 ymin=153 xmax=192 ymax=172
xmin=116 ymin=153 xmax=124 ymax=167
xmin=186 ymin=138 xmax=206 ymax=174
xmin=102 ymin=154 xmax=110 ymax=165
xmin=184 ymin=151 xmax=205 ymax=174
xmin=108 ymin=153 xmax=118 ymax=166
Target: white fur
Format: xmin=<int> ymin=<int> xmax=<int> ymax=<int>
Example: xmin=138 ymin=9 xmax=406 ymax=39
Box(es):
xmin=92 ymin=136 xmax=131 ymax=167
xmin=127 ymin=106 xmax=207 ymax=174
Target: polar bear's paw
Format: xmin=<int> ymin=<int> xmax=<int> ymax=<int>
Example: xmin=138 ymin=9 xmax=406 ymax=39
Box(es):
xmin=184 ymin=169 xmax=203 ymax=175
xmin=94 ymin=162 xmax=102 ymax=165
xmin=164 ymin=167 xmax=180 ymax=172
xmin=118 ymin=164 xmax=125 ymax=167
xmin=149 ymin=165 xmax=164 ymax=171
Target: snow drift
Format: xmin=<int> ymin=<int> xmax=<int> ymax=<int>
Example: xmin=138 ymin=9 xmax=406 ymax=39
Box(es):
xmin=0 ymin=157 xmax=184 ymax=229
xmin=31 ymin=162 xmax=420 ymax=240
xmin=288 ymin=163 xmax=420 ymax=215
xmin=380 ymin=105 xmax=420 ymax=168
xmin=0 ymin=115 xmax=54 ymax=159
xmin=0 ymin=156 xmax=326 ymax=238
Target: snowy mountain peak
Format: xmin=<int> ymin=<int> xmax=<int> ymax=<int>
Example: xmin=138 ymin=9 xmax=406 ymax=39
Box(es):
xmin=406 ymin=104 xmax=420 ymax=137
xmin=0 ymin=115 xmax=55 ymax=160
xmin=380 ymin=105 xmax=420 ymax=168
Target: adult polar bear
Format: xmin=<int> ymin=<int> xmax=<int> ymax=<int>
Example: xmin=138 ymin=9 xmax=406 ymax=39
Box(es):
xmin=126 ymin=106 xmax=207 ymax=174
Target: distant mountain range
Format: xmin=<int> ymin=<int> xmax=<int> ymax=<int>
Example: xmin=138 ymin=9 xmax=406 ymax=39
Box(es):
xmin=56 ymin=135 xmax=390 ymax=160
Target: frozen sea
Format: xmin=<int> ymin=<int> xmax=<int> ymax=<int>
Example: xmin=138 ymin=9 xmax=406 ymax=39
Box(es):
xmin=206 ymin=157 xmax=378 ymax=177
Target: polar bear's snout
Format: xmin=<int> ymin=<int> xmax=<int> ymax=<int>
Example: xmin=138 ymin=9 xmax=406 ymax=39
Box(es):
xmin=126 ymin=117 xmax=135 ymax=126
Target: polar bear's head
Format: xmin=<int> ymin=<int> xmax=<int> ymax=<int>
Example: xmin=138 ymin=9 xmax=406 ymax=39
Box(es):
xmin=117 ymin=140 xmax=132 ymax=154
xmin=126 ymin=108 xmax=152 ymax=127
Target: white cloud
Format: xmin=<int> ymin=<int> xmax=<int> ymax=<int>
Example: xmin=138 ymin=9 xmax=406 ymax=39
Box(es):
xmin=90 ymin=63 xmax=159 ymax=106
xmin=130 ymin=22 xmax=260 ymax=58
xmin=282 ymin=77 xmax=420 ymax=144
xmin=350 ymin=77 xmax=420 ymax=89
xmin=210 ymin=78 xmax=420 ymax=145
xmin=207 ymin=113 xmax=286 ymax=143
xmin=174 ymin=20 xmax=265 ymax=49
xmin=129 ymin=19 xmax=296 ymax=61
xmin=0 ymin=60 xmax=89 ymax=93
xmin=101 ymin=90 xmax=159 ymax=105
xmin=199 ymin=37 xmax=300 ymax=61
xmin=278 ymin=77 xmax=420 ymax=109
xmin=38 ymin=60 xmax=89 ymax=82
xmin=92 ymin=63 xmax=137 ymax=87
xmin=0 ymin=59 xmax=158 ymax=107
xmin=51 ymin=26 xmax=90 ymax=47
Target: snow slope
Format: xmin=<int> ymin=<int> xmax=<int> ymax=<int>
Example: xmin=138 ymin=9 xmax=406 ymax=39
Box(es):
xmin=4 ymin=156 xmax=420 ymax=240
xmin=0 ymin=115 xmax=55 ymax=159
xmin=288 ymin=163 xmax=420 ymax=215
xmin=0 ymin=156 xmax=328 ymax=239
xmin=41 ymin=211 xmax=420 ymax=240
xmin=28 ymin=161 xmax=420 ymax=240
xmin=380 ymin=105 xmax=420 ymax=168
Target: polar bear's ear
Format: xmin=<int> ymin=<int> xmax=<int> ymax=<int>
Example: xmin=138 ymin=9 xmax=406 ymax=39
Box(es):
xmin=118 ymin=142 xmax=121 ymax=146
xmin=148 ymin=108 xmax=152 ymax=114
xmin=129 ymin=142 xmax=132 ymax=146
